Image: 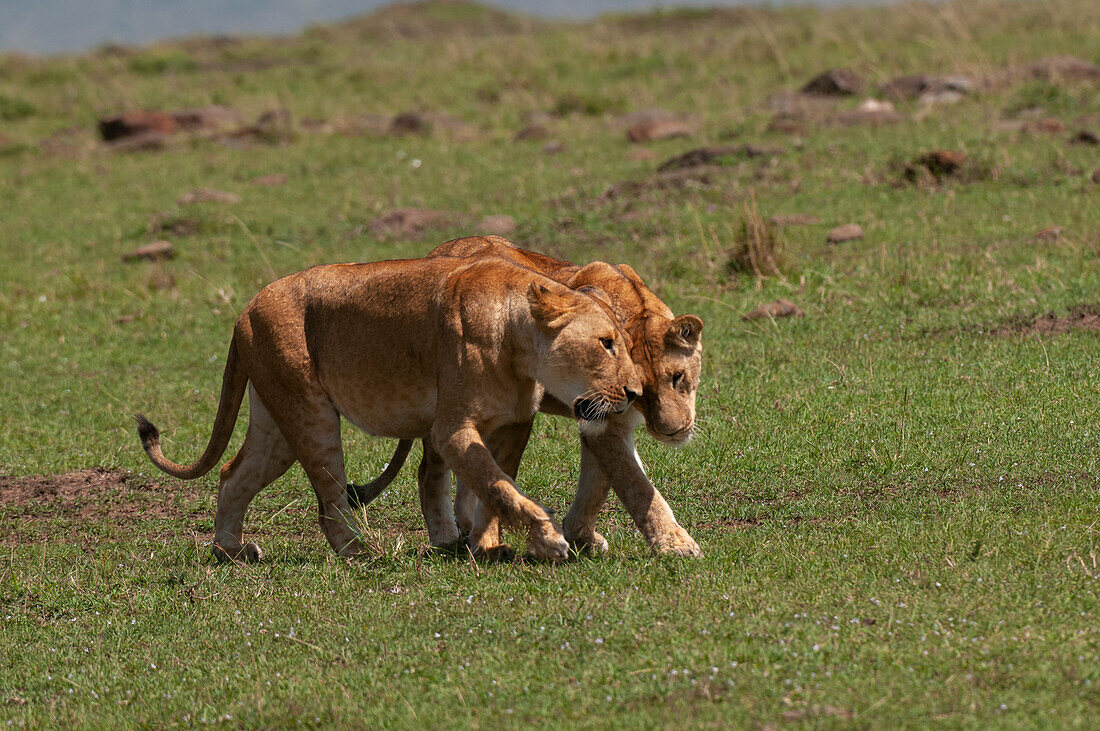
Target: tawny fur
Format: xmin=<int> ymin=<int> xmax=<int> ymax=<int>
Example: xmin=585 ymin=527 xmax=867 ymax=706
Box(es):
xmin=136 ymin=255 xmax=642 ymax=563
xmin=349 ymin=236 xmax=705 ymax=557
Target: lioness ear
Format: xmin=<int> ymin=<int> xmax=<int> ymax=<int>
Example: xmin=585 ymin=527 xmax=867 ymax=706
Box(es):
xmin=575 ymin=285 xmax=612 ymax=308
xmin=527 ymin=282 xmax=577 ymax=333
xmin=665 ymin=314 xmax=704 ymax=348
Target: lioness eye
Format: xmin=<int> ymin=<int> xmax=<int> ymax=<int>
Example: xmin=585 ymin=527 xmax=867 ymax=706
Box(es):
xmin=600 ymin=337 xmax=615 ymax=352
xmin=671 ymin=372 xmax=685 ymax=388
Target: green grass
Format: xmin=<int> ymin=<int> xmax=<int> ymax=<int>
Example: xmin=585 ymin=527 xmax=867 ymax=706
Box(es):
xmin=2 ymin=0 xmax=1100 ymax=726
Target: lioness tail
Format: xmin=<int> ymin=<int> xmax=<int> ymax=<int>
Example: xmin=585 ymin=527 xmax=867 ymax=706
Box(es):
xmin=135 ymin=337 xmax=249 ymax=480
xmin=347 ymin=439 xmax=414 ymax=509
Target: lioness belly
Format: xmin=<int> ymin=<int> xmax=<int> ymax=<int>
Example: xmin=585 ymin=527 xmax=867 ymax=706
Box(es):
xmin=330 ymin=384 xmax=437 ymax=439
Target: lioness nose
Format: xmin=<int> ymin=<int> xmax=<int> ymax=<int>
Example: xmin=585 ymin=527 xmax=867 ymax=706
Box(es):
xmin=624 ymin=388 xmax=639 ymax=404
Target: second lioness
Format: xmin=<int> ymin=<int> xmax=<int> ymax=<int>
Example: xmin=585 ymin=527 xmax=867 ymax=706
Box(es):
xmin=350 ymin=236 xmax=704 ymax=557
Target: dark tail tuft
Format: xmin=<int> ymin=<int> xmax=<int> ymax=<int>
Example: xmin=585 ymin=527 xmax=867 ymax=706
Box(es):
xmin=135 ymin=413 xmax=160 ymax=450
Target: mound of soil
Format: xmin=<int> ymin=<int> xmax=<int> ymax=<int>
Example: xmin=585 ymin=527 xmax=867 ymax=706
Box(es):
xmin=993 ymin=305 xmax=1100 ymax=336
xmin=0 ymin=467 xmax=201 ymax=530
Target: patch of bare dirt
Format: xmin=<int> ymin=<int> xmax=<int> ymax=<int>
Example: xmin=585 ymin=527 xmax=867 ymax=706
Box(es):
xmin=992 ymin=304 xmax=1100 ymax=336
xmin=0 ymin=468 xmax=203 ymax=541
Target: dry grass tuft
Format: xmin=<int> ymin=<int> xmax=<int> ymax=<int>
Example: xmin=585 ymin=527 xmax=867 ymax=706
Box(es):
xmin=727 ymin=196 xmax=789 ymax=279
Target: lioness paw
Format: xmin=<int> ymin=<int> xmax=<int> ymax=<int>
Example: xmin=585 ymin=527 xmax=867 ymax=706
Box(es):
xmin=566 ymin=529 xmax=609 ymax=556
xmin=474 ymin=544 xmax=517 ymax=563
xmin=527 ymin=531 xmax=570 ymax=563
xmin=653 ymin=530 xmax=703 ymax=558
xmin=212 ymin=541 xmax=264 ymax=564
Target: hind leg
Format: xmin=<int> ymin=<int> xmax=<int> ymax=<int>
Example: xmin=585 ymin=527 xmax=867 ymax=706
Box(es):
xmin=417 ymin=439 xmax=461 ymax=549
xmin=249 ymin=380 xmax=365 ymax=557
xmin=213 ymin=386 xmax=296 ymax=563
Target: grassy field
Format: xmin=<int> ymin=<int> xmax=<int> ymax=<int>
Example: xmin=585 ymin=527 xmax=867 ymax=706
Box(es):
xmin=2 ymin=0 xmax=1100 ymax=726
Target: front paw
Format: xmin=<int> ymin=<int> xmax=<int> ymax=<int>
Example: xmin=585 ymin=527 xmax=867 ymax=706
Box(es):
xmin=526 ymin=523 xmax=570 ymax=563
xmin=565 ymin=526 xmax=609 ymax=555
xmin=472 ymin=544 xmax=516 ymax=563
xmin=652 ymin=528 xmax=702 ymax=558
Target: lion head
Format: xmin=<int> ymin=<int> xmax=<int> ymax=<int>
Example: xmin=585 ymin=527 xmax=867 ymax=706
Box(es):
xmin=526 ymin=282 xmax=643 ymax=435
xmin=633 ymin=313 xmax=703 ymax=445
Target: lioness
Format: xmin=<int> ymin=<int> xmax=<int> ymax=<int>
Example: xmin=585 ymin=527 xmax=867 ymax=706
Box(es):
xmin=135 ymin=256 xmax=642 ymax=562
xmin=350 ymin=236 xmax=704 ymax=557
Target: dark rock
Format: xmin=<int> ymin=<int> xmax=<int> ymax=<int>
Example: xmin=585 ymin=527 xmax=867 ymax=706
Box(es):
xmin=656 ymin=144 xmax=779 ymax=172
xmin=390 ymin=112 xmax=430 ymax=136
xmin=801 ymin=68 xmax=864 ymax=96
xmin=98 ymin=110 xmax=175 ymax=141
xmin=170 ymin=105 xmax=240 ymax=132
xmin=542 ymin=140 xmax=566 ymax=155
xmin=906 ymin=150 xmax=967 ymax=181
xmin=1033 ymin=226 xmax=1063 ymax=243
xmin=368 ymin=208 xmax=467 ymax=239
xmin=1071 ymin=130 xmax=1099 ymax=145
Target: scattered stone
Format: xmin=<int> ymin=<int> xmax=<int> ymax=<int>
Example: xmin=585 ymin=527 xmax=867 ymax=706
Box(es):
xmin=1071 ymin=130 xmax=1099 ymax=145
xmin=769 ymin=214 xmax=821 ymax=227
xmin=881 ymin=74 xmax=973 ymax=102
xmin=170 ymin=105 xmax=241 ymax=133
xmin=743 ymin=299 xmax=804 ymax=321
xmin=919 ymin=87 xmax=966 ymax=106
xmin=249 ymin=173 xmax=287 ymax=186
xmin=477 ymin=214 xmax=516 ymax=235
xmin=768 ymin=117 xmax=808 ymax=136
xmin=149 ymin=213 xmax=201 ymax=236
xmin=801 ymin=68 xmax=864 ymax=96
xmin=106 ymin=131 xmax=169 ymax=153
xmin=1029 ymin=117 xmax=1066 ymax=134
xmin=1010 ymin=55 xmax=1100 ymax=83
xmin=116 ymin=314 xmax=137 ymax=324
xmin=98 ymin=110 xmax=176 ymax=141
xmin=390 ymin=112 xmax=430 ymax=136
xmin=827 ymin=223 xmax=864 ymax=244
xmin=906 ymin=150 xmax=967 ymax=181
xmin=177 ymin=188 xmax=241 ymax=205
xmin=1033 ymin=226 xmax=1063 ymax=243
xmin=602 ymin=167 xmax=716 ymax=201
xmin=254 ymin=108 xmax=294 ymax=139
xmin=1093 ymin=168 xmax=1100 ymax=184
xmin=542 ymin=140 xmax=566 ymax=155
xmin=833 ymin=98 xmax=901 ymax=126
xmin=626 ymin=118 xmax=695 ymax=143
xmin=767 ymin=91 xmax=838 ymax=117
xmin=368 ymin=208 xmax=466 ymax=239
xmin=514 ymin=124 xmax=548 ymax=141
xmin=122 ymin=240 xmax=175 ymax=262
xmin=656 ymin=144 xmax=779 ymax=172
